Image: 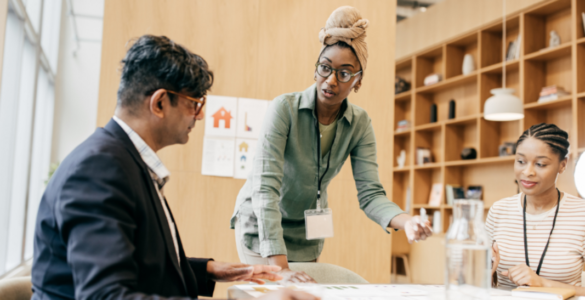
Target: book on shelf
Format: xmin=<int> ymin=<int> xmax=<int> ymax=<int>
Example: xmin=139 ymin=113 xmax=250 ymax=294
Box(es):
xmin=416 ymin=148 xmax=432 ymax=165
xmin=396 ymin=119 xmax=411 ymax=132
xmin=505 ymin=34 xmax=521 ymax=61
xmin=428 ymin=183 xmax=443 ymax=207
xmin=511 ymin=287 xmax=575 ymax=300
xmin=538 ymin=85 xmax=569 ymax=103
xmin=445 ymin=184 xmax=465 ymax=205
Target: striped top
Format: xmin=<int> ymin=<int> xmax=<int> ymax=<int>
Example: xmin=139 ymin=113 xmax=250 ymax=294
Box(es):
xmin=486 ymin=192 xmax=585 ymax=288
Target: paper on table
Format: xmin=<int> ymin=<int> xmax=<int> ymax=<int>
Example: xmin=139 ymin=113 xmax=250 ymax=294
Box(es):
xmin=236 ymin=98 xmax=269 ymax=139
xmin=201 ymin=137 xmax=235 ymax=177
xmin=204 ymin=95 xmax=238 ymax=138
xmin=234 ymin=284 xmax=428 ymax=299
xmin=234 ymin=138 xmax=257 ymax=179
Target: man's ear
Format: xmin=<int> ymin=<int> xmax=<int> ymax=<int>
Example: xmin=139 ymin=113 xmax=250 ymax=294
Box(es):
xmin=149 ymin=89 xmax=167 ymax=119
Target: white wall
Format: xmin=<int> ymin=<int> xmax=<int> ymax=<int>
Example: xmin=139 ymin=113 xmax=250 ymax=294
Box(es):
xmin=51 ymin=0 xmax=103 ymax=163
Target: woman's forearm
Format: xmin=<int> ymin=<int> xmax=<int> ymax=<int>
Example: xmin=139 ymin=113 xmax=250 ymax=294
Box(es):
xmin=268 ymin=255 xmax=290 ymax=270
xmin=542 ymin=278 xmax=585 ymax=296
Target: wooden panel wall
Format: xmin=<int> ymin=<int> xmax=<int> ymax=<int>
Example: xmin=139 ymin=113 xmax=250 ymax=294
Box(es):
xmin=395 ymin=0 xmax=546 ymax=59
xmin=98 ymin=0 xmax=396 ymax=297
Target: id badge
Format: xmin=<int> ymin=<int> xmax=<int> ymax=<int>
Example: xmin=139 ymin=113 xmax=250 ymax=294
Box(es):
xmin=305 ymin=208 xmax=334 ymax=240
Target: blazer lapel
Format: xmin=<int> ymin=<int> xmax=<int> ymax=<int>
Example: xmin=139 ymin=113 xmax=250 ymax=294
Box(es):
xmin=103 ymin=119 xmax=187 ymax=291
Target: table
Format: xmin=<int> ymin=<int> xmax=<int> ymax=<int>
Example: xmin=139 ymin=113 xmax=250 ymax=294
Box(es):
xmin=227 ymin=284 xmax=524 ymax=300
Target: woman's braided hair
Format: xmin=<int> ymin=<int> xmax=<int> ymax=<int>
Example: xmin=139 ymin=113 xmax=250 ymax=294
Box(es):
xmin=516 ymin=123 xmax=570 ymax=160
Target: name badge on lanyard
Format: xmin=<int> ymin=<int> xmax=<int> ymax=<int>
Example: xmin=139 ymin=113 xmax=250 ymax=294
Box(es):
xmin=305 ymin=118 xmax=336 ymax=240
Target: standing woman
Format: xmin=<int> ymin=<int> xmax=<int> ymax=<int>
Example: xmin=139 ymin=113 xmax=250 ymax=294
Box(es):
xmin=487 ymin=123 xmax=585 ymax=295
xmin=230 ymin=6 xmax=432 ymax=283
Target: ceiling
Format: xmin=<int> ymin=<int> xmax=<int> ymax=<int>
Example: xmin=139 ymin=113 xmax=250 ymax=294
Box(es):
xmin=397 ymin=0 xmax=444 ymax=22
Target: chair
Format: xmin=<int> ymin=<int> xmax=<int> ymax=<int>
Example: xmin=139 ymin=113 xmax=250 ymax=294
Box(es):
xmin=0 ymin=276 xmax=32 ymax=300
xmin=391 ymin=230 xmax=412 ymax=283
xmin=288 ymin=262 xmax=368 ymax=284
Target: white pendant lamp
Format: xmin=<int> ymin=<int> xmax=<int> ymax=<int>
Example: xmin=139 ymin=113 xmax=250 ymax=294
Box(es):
xmin=484 ymin=0 xmax=524 ymax=122
xmin=575 ymin=152 xmax=585 ymax=198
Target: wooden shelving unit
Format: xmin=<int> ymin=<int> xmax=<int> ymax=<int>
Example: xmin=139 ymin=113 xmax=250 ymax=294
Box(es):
xmin=392 ymin=0 xmax=582 ymax=234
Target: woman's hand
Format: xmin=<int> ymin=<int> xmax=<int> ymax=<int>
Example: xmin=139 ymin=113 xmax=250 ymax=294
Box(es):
xmin=277 ymin=268 xmax=317 ymax=284
xmin=502 ymin=264 xmax=545 ymax=287
xmin=491 ymin=242 xmax=500 ymax=276
xmin=389 ymin=214 xmax=433 ymax=243
xmin=206 ymin=261 xmax=283 ymax=284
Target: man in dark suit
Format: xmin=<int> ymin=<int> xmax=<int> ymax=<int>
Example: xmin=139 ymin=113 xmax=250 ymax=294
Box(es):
xmin=31 ymin=35 xmax=317 ymax=300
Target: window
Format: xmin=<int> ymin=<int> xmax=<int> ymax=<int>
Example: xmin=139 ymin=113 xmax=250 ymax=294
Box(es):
xmin=0 ymin=0 xmax=62 ymax=277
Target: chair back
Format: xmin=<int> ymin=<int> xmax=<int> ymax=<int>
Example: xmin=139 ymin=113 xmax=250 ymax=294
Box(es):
xmin=288 ymin=263 xmax=368 ymax=284
xmin=0 ymin=276 xmax=32 ymax=300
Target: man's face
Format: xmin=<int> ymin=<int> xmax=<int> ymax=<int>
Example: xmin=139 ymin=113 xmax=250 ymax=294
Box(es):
xmin=162 ymin=92 xmax=204 ymax=145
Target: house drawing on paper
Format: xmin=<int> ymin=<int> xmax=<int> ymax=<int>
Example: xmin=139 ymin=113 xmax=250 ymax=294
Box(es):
xmin=244 ymin=113 xmax=252 ymax=132
xmin=240 ymin=155 xmax=246 ymax=162
xmin=212 ymin=107 xmax=233 ymax=128
xmin=238 ymin=141 xmax=249 ymax=152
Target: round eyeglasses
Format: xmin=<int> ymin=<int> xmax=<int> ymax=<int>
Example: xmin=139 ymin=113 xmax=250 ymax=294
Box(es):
xmin=166 ymin=90 xmax=206 ymax=116
xmin=315 ymin=62 xmax=362 ymax=83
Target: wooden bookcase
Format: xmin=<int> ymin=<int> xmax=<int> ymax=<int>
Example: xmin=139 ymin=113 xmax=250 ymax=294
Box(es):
xmin=392 ymin=0 xmax=583 ymax=235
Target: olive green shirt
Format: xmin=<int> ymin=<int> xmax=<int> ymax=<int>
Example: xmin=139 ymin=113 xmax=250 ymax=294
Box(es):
xmin=230 ymin=84 xmax=405 ymax=261
xmin=319 ymin=121 xmax=337 ymax=157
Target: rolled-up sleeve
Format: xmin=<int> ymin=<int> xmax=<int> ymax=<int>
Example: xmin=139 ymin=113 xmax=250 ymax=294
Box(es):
xmin=251 ymin=97 xmax=291 ymax=257
xmin=350 ymin=120 xmax=405 ymax=233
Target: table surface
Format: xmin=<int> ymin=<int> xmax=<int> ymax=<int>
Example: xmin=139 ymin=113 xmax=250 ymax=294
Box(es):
xmin=226 ymin=284 xmax=528 ymax=300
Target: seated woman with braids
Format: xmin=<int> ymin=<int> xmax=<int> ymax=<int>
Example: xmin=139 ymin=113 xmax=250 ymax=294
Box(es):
xmin=487 ymin=123 xmax=585 ymax=295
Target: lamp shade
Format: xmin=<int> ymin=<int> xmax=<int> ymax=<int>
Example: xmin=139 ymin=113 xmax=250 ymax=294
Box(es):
xmin=575 ymin=152 xmax=585 ymax=197
xmin=484 ymin=88 xmax=524 ymax=121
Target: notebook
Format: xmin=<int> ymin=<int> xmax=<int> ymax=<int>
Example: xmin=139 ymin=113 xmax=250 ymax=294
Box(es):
xmin=511 ymin=287 xmax=575 ymax=300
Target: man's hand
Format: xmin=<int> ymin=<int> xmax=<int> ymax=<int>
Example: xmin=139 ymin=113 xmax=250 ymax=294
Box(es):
xmin=258 ymin=289 xmax=320 ymax=300
xmin=502 ymin=264 xmax=545 ymax=287
xmin=206 ymin=261 xmax=283 ymax=284
xmin=277 ymin=268 xmax=317 ymax=284
xmin=491 ymin=242 xmax=500 ymax=276
xmin=403 ymin=216 xmax=432 ymax=243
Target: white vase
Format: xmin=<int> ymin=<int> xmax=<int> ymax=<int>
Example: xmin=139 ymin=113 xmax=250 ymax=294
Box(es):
xmin=462 ymin=54 xmax=475 ymax=75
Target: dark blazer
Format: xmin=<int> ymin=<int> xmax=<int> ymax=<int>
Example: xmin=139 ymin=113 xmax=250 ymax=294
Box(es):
xmin=32 ymin=119 xmax=215 ymax=300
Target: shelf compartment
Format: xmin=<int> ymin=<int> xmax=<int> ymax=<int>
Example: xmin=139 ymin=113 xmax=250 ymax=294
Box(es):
xmin=445 ymin=118 xmax=478 ymax=162
xmin=524 ymin=0 xmax=572 ymax=56
xmin=524 ymin=96 xmax=572 ymax=110
xmin=524 ymin=42 xmax=571 ymax=61
xmin=445 ymin=32 xmax=479 ymax=79
xmin=395 ymin=90 xmax=412 ymax=102
xmin=394 ymin=95 xmax=412 ymax=132
xmin=394 ymin=134 xmax=412 ymax=168
xmin=394 ymin=167 xmax=410 ymax=173
xmin=444 ymin=156 xmax=515 ymax=167
xmin=480 ymin=16 xmax=520 ymax=69
xmin=414 ymin=125 xmax=443 ymax=164
xmin=414 ymin=162 xmax=441 ymax=170
xmin=396 ymin=57 xmax=413 ymax=96
xmin=578 ymin=97 xmax=585 ymax=150
xmin=479 ymin=119 xmax=520 ymax=159
xmin=481 ymin=60 xmax=519 ymax=75
xmin=480 ymin=68 xmax=520 ymax=113
xmin=523 ymin=54 xmax=572 ymax=105
xmin=523 ymin=102 xmax=573 ymax=139
xmin=393 ymin=170 xmax=410 ymax=211
xmin=413 ymin=168 xmax=443 ymax=206
xmin=445 ymin=163 xmax=516 ymax=208
xmin=416 ymin=72 xmax=477 ymax=94
xmin=415 ymin=46 xmax=444 ymax=88
xmin=394 ymin=129 xmax=411 ymax=136
xmin=577 ymin=43 xmax=585 ymax=94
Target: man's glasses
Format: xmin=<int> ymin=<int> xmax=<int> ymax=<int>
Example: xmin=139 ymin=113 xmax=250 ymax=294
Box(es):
xmin=315 ymin=62 xmax=362 ymax=83
xmin=166 ymin=90 xmax=206 ymax=116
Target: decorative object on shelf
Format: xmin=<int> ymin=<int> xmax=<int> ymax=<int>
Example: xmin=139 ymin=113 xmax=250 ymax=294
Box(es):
xmin=460 ymin=148 xmax=477 ymax=160
xmin=498 ymin=142 xmax=516 ymax=157
xmin=538 ymin=85 xmax=569 ymax=103
xmin=549 ymin=30 xmax=560 ymax=48
xmin=432 ymin=210 xmax=442 ymax=233
xmin=505 ymin=34 xmax=521 ymax=61
xmin=445 ymin=184 xmax=465 ymax=205
xmin=462 ymin=54 xmax=475 ymax=75
xmin=423 ymin=73 xmax=442 ymax=86
xmin=396 ymin=119 xmax=411 ymax=132
xmin=484 ymin=0 xmax=523 ymax=121
xmin=575 ymin=152 xmax=585 ymax=198
xmin=448 ymin=100 xmax=456 ymax=119
xmin=397 ymin=150 xmax=406 ymax=168
xmin=466 ymin=186 xmax=483 ymax=200
xmin=395 ymin=76 xmax=411 ymax=94
xmin=428 ymin=183 xmax=443 ymax=207
xmin=416 ymin=147 xmax=432 ymax=165
xmin=430 ymin=103 xmax=437 ymax=123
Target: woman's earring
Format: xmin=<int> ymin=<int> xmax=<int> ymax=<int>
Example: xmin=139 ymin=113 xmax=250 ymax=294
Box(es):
xmin=354 ymin=88 xmax=359 ymax=93
xmin=314 ymin=76 xmax=317 ymax=81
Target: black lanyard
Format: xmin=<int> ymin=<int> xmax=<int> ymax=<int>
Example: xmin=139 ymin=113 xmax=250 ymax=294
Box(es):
xmin=522 ymin=189 xmax=561 ymax=275
xmin=315 ymin=118 xmax=337 ymax=210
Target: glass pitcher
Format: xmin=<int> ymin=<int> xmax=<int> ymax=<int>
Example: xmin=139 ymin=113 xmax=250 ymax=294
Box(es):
xmin=445 ymin=199 xmax=491 ymax=300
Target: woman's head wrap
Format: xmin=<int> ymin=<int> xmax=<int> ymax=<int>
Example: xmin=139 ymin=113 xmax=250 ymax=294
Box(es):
xmin=318 ymin=6 xmax=369 ymax=71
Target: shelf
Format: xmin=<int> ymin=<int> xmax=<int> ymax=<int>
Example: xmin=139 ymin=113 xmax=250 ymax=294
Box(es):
xmin=444 ymin=156 xmax=515 ymax=167
xmin=577 ymin=92 xmax=585 ymax=98
xmin=416 ymin=72 xmax=477 ymax=94
xmin=415 ymin=122 xmax=441 ymax=132
xmin=578 ymin=37 xmax=585 ymax=46
xmin=395 ymin=90 xmax=412 ymax=102
xmin=445 ymin=114 xmax=479 ymax=126
xmin=481 ymin=60 xmax=519 ymax=75
xmin=413 ymin=204 xmax=441 ymax=209
xmin=524 ymin=96 xmax=572 ymax=110
xmin=414 ymin=163 xmax=441 ymax=169
xmin=393 ymin=167 xmax=410 ymax=173
xmin=394 ymin=129 xmax=412 ymax=136
xmin=524 ymin=43 xmax=571 ymax=61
